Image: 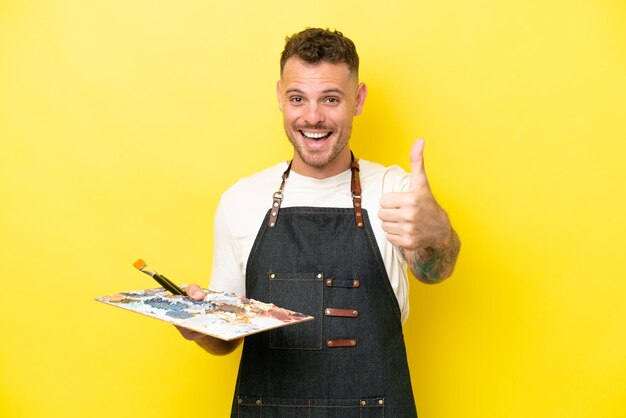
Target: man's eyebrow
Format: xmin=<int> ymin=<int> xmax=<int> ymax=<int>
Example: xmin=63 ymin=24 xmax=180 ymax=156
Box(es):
xmin=321 ymin=88 xmax=345 ymax=95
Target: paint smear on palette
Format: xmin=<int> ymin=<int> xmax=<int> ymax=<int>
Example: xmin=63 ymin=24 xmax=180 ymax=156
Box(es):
xmin=96 ymin=287 xmax=314 ymax=340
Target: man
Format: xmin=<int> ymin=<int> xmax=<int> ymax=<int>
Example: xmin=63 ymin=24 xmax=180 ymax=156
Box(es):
xmin=179 ymin=28 xmax=460 ymax=417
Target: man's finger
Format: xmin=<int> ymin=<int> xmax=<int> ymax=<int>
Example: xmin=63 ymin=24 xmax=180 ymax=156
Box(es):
xmin=380 ymin=221 xmax=405 ymax=235
xmin=379 ymin=191 xmax=413 ymax=209
xmin=184 ymin=283 xmax=207 ymax=300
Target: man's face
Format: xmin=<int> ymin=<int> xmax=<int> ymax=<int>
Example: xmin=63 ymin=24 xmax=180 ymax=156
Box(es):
xmin=277 ymin=58 xmax=367 ymax=178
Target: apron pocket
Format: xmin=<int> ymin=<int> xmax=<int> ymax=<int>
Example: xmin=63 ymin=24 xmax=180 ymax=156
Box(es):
xmin=237 ymin=396 xmax=385 ymax=418
xmin=268 ymin=271 xmax=324 ymax=350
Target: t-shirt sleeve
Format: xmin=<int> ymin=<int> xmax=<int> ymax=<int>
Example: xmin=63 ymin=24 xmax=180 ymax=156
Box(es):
xmin=395 ymin=167 xmax=411 ymax=193
xmin=382 ymin=164 xmax=412 ymax=267
xmin=208 ymin=196 xmax=246 ymax=296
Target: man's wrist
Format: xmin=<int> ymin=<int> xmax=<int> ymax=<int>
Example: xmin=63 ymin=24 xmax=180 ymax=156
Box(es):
xmin=432 ymin=223 xmax=453 ymax=250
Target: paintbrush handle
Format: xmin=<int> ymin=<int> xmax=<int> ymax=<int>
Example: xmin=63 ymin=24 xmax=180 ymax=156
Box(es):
xmin=148 ymin=273 xmax=187 ymax=296
xmin=157 ymin=274 xmax=187 ymax=296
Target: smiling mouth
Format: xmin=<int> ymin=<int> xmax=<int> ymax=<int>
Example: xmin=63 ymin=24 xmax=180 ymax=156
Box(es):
xmin=300 ymin=130 xmax=332 ymax=140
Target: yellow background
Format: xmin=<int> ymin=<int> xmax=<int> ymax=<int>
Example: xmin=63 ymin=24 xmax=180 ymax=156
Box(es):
xmin=1 ymin=1 xmax=625 ymax=417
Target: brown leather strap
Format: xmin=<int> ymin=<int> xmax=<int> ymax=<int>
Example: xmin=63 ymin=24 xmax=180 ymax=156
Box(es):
xmin=269 ymin=154 xmax=364 ymax=228
xmin=350 ymin=154 xmax=364 ymax=229
xmin=326 ymin=338 xmax=357 ymax=348
xmin=325 ymin=307 xmax=359 ymax=317
xmin=268 ymin=161 xmax=291 ymax=228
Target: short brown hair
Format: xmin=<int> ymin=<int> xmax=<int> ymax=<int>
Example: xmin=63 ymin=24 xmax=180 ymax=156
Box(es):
xmin=280 ymin=28 xmax=359 ymax=76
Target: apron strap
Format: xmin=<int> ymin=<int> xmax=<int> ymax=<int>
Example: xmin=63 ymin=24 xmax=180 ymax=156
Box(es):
xmin=268 ymin=154 xmax=364 ymax=229
xmin=350 ymin=156 xmax=364 ymax=229
xmin=268 ymin=161 xmax=291 ymax=228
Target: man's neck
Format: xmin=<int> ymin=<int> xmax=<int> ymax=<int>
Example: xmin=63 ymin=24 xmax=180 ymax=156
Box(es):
xmin=290 ymin=149 xmax=352 ymax=179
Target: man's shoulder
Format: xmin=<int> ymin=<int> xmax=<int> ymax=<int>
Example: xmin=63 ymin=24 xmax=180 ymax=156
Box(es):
xmin=359 ymin=159 xmax=405 ymax=174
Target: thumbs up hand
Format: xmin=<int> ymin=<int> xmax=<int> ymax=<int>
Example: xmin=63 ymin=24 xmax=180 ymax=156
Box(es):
xmin=378 ymin=139 xmax=452 ymax=252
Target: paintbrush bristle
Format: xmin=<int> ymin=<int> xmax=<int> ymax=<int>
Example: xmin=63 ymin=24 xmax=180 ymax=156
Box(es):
xmin=133 ymin=258 xmax=147 ymax=270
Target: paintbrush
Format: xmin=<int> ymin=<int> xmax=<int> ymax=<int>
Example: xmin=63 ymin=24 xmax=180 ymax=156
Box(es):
xmin=133 ymin=258 xmax=187 ymax=296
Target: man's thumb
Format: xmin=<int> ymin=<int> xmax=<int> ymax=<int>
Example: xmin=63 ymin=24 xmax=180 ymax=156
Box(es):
xmin=409 ymin=139 xmax=428 ymax=191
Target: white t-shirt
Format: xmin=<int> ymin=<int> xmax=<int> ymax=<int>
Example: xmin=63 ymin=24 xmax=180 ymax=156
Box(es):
xmin=209 ymin=159 xmax=413 ymax=323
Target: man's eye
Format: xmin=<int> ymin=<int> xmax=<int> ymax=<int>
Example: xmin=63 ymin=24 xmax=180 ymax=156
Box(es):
xmin=289 ymin=97 xmax=303 ymax=103
xmin=325 ymin=97 xmax=339 ymax=104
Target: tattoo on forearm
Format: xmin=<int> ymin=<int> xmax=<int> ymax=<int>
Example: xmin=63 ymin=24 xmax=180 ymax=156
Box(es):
xmin=413 ymin=247 xmax=443 ymax=283
xmin=409 ymin=229 xmax=460 ymax=283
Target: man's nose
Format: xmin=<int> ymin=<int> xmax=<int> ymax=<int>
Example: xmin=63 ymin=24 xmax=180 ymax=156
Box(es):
xmin=303 ymin=103 xmax=324 ymax=125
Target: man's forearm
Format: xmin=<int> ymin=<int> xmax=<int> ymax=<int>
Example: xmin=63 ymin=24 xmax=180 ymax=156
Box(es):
xmin=404 ymin=228 xmax=460 ymax=284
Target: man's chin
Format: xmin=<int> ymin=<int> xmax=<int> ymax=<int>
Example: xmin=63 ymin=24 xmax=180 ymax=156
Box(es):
xmin=299 ymin=153 xmax=332 ymax=169
xmin=288 ymin=135 xmax=349 ymax=171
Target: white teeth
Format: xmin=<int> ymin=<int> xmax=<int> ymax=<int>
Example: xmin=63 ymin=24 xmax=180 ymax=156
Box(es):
xmin=302 ymin=131 xmax=329 ymax=139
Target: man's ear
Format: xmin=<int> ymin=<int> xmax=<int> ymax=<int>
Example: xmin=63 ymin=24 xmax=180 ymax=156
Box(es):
xmin=276 ymin=80 xmax=283 ymax=112
xmin=354 ymin=82 xmax=368 ymax=116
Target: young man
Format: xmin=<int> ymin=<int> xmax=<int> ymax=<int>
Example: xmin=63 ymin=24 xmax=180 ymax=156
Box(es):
xmin=180 ymin=28 xmax=460 ymax=417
